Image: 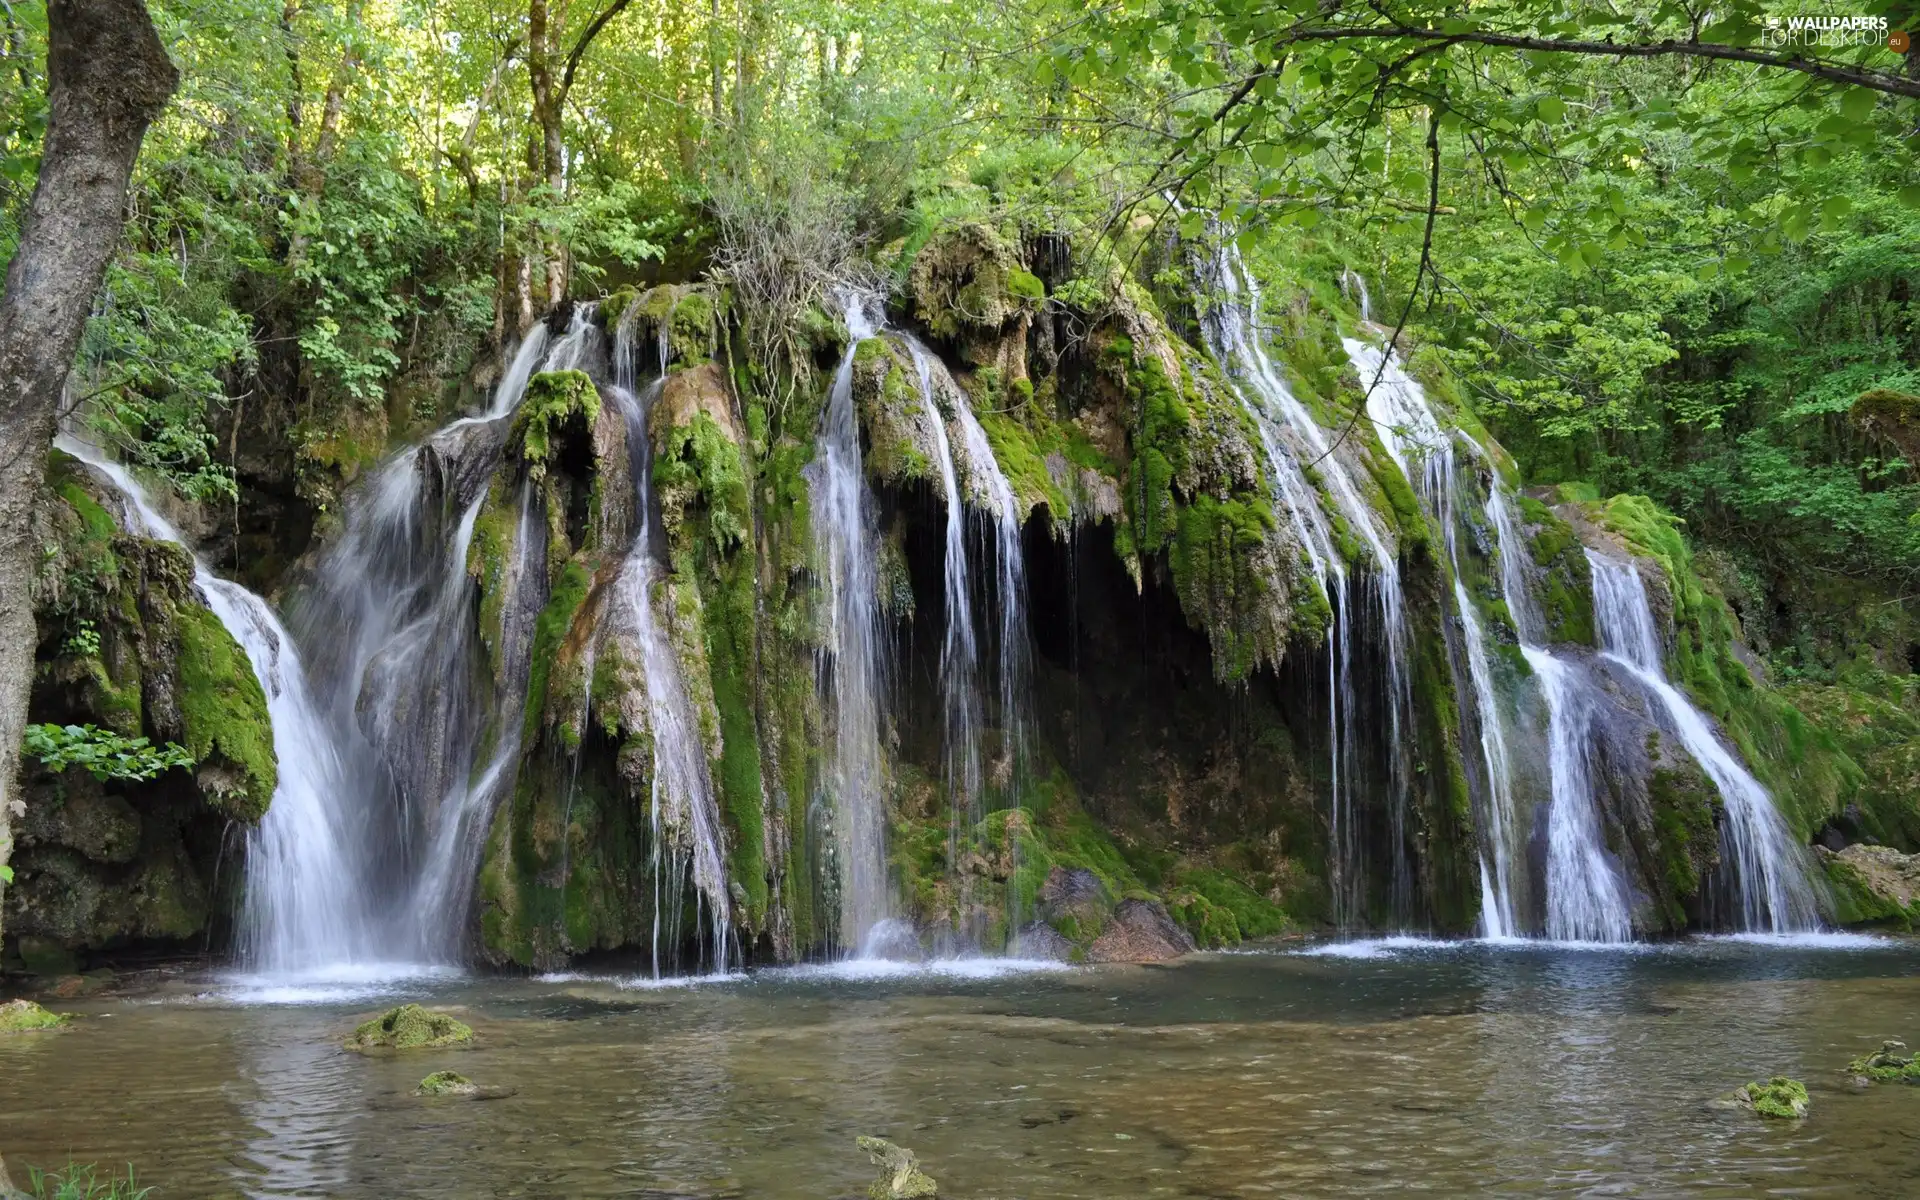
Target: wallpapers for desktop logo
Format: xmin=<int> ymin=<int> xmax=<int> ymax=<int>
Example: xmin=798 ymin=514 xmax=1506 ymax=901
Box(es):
xmin=1759 ymin=12 xmax=1906 ymax=49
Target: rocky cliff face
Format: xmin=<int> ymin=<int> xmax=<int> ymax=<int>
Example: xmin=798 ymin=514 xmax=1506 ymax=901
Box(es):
xmin=9 ymin=222 xmax=1914 ymax=971
xmin=4 ymin=454 xmax=276 ymax=971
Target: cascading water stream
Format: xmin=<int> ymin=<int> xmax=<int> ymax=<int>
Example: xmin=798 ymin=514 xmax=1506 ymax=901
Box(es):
xmin=901 ymin=335 xmax=1034 ymax=946
xmin=280 ymin=307 xmax=597 ymax=964
xmin=52 ymin=435 xmax=372 ymax=973
xmin=1200 ymin=246 xmax=1415 ymax=927
xmin=606 ymin=317 xmax=735 ymax=973
xmin=1345 ymin=335 xmax=1523 ymax=939
xmin=807 ymin=295 xmax=892 ymax=954
xmin=1480 ymin=468 xmax=1636 ymax=942
xmin=1588 ymin=552 xmax=1821 ymax=933
xmin=907 ymin=342 xmax=985 ymax=857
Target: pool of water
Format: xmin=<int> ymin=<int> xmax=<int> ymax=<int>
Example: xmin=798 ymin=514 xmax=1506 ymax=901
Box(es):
xmin=6 ymin=936 xmax=1920 ymax=1197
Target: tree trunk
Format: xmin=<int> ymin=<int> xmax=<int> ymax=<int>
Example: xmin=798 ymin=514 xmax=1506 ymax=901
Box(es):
xmin=0 ymin=0 xmax=176 ymax=928
xmin=527 ymin=0 xmax=567 ymax=305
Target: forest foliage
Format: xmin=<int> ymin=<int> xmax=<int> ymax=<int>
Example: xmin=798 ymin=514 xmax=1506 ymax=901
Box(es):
xmin=0 ymin=0 xmax=1914 ymax=681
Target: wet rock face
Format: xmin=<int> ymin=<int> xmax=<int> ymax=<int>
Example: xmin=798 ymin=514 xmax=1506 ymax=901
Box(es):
xmin=1087 ymin=898 xmax=1196 ymax=963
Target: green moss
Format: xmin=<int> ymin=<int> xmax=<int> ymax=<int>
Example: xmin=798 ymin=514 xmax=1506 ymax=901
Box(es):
xmin=1113 ymin=348 xmax=1190 ymax=564
xmin=1167 ymin=493 xmax=1279 ymax=682
xmin=1740 ymin=1076 xmax=1808 ymax=1119
xmin=1648 ymin=762 xmax=1721 ymax=927
xmin=657 ymin=412 xmax=750 ymax=552
xmin=600 ymin=286 xmax=640 ymax=328
xmin=669 ymin=291 xmax=718 ymax=365
xmin=1165 ymin=866 xmax=1292 ymax=948
xmin=975 ymin=409 xmax=1069 ymax=522
xmin=176 ymin=603 xmax=277 ymax=821
xmin=1819 ymin=852 xmax=1917 ymax=927
xmin=467 ymin=479 xmax=520 ymax=679
xmin=416 ymin=1070 xmax=479 ymax=1095
xmin=345 ymin=1004 xmax=473 ymax=1051
xmin=0 ymin=999 xmax=69 ymax=1033
xmin=1006 ymin=267 xmax=1046 ymax=302
xmin=522 ymin=561 xmax=592 ymax=746
xmin=513 ymin=371 xmax=600 ymax=478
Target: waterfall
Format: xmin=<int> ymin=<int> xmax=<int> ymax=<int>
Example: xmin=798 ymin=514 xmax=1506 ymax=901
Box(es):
xmin=606 ymin=318 xmax=734 ymax=973
xmin=902 ymin=335 xmax=1033 ymax=947
xmin=1527 ymin=645 xmax=1635 ymax=942
xmin=1200 ymin=246 xmax=1415 ymax=928
xmin=52 ymin=435 xmax=373 ymax=972
xmin=807 ymin=295 xmax=892 ymax=953
xmin=279 ymin=308 xmax=596 ymax=964
xmin=1588 ymin=552 xmax=1821 ymax=933
xmin=907 ymin=343 xmax=985 ymax=866
xmin=1345 ymin=338 xmax=1523 ymax=939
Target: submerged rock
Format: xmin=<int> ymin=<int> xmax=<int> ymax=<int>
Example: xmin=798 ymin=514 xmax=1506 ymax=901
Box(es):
xmin=857 ymin=1136 xmax=937 ymax=1199
xmin=1086 ymin=899 xmax=1196 ymax=963
xmin=416 ymin=1070 xmax=479 ymax=1096
xmin=1846 ymin=1039 xmax=1920 ymax=1084
xmin=345 ymin=1004 xmax=473 ymax=1052
xmin=0 ymin=999 xmax=69 ymax=1033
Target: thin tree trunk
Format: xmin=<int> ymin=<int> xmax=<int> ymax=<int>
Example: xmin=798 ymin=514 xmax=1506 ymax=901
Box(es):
xmin=0 ymin=0 xmax=177 ymax=929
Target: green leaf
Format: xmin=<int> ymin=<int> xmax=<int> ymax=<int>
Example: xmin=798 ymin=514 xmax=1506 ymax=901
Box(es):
xmin=1536 ymin=96 xmax=1567 ymax=123
xmin=1839 ymin=88 xmax=1877 ymax=122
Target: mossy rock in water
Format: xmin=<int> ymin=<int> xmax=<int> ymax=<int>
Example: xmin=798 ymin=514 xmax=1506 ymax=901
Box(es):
xmin=1846 ymin=1039 xmax=1920 ymax=1084
xmin=0 ymin=999 xmax=69 ymax=1033
xmin=857 ymin=1136 xmax=937 ymax=1199
xmin=346 ymin=1004 xmax=473 ymax=1052
xmin=1738 ymin=1076 xmax=1809 ymax=1119
xmin=416 ymin=1070 xmax=479 ymax=1096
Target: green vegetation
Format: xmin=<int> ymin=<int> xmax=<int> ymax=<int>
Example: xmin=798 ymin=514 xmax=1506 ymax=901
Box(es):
xmin=1846 ymin=1040 xmax=1920 ymax=1084
xmin=513 ymin=371 xmax=601 ymax=477
xmin=23 ymin=724 xmax=193 ymax=783
xmin=23 ymin=1162 xmax=150 ymax=1200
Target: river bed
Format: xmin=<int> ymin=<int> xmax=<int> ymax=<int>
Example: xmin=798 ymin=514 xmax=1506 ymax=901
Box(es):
xmin=6 ymin=935 xmax=1919 ymax=1197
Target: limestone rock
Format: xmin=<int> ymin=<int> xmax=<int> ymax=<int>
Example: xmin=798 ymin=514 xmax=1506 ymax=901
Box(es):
xmin=857 ymin=1136 xmax=937 ymax=1200
xmin=1086 ymin=898 xmax=1196 ymax=963
xmin=345 ymin=1004 xmax=473 ymax=1052
xmin=1817 ymin=844 xmax=1920 ymax=926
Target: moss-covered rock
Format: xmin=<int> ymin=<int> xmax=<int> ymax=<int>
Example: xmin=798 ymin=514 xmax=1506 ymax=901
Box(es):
xmin=416 ymin=1070 xmax=480 ymax=1095
xmin=1845 ymin=1039 xmax=1920 ymax=1084
xmin=176 ymin=603 xmax=277 ymax=822
xmin=1735 ymin=1076 xmax=1809 ymax=1119
xmin=857 ymin=1136 xmax=938 ymax=1200
xmin=1816 ymin=844 xmax=1920 ymax=928
xmin=512 ymin=370 xmax=601 ymax=480
xmin=0 ymin=999 xmax=69 ymax=1033
xmin=345 ymin=1004 xmax=473 ymax=1051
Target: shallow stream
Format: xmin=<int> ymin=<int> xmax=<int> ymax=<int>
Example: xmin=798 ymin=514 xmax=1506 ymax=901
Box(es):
xmin=7 ymin=936 xmax=1919 ymax=1197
